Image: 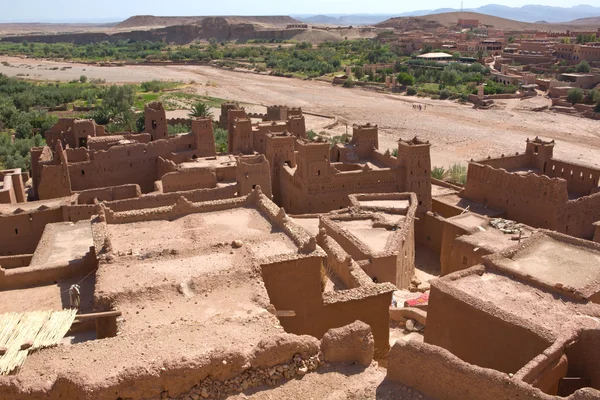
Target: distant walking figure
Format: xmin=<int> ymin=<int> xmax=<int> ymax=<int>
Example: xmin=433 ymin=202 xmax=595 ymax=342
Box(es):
xmin=69 ymin=284 xmax=81 ymax=312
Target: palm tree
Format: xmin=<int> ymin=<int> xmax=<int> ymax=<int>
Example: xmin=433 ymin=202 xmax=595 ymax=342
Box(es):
xmin=189 ymin=102 xmax=213 ymax=119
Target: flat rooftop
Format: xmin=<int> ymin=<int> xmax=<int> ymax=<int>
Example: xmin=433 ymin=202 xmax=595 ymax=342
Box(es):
xmin=434 ymin=193 xmax=505 ymax=217
xmin=493 ymin=235 xmax=600 ymax=295
xmin=11 ymin=203 xmax=304 ymax=393
xmin=180 ymin=154 xmax=238 ymax=169
xmin=442 ymin=268 xmax=599 ymax=339
xmin=30 ymin=221 xmax=93 ymax=266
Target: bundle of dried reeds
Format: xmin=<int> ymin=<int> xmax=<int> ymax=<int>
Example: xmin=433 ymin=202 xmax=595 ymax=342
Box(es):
xmin=0 ymin=309 xmax=77 ymax=375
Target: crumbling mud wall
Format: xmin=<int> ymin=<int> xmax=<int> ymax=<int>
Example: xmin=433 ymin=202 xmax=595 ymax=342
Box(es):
xmin=161 ymin=169 xmax=217 ymax=193
xmin=100 ymin=184 xmax=238 ymax=213
xmin=559 ymin=192 xmax=600 ymax=239
xmin=387 ymin=340 xmax=599 ymax=400
xmin=76 ymin=184 xmax=141 ymax=205
xmin=260 ymin=253 xmax=395 ymax=353
xmin=0 ymin=251 xmax=96 ymax=290
xmin=0 ymin=332 xmax=321 ymax=400
xmin=463 ymin=162 xmax=567 ymax=230
xmin=0 ymin=207 xmax=64 ymax=256
xmin=0 ymin=169 xmax=26 ymax=204
xmin=425 ymin=270 xmax=553 ymax=374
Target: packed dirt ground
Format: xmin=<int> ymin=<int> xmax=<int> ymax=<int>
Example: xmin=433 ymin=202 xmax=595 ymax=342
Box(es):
xmin=1 ymin=55 xmax=599 ymax=169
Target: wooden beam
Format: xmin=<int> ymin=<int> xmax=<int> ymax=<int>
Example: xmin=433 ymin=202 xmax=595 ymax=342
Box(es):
xmin=275 ymin=310 xmax=296 ymax=317
xmin=74 ymin=311 xmax=122 ymax=321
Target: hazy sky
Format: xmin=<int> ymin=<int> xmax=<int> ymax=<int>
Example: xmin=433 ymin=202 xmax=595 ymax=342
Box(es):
xmin=2 ymin=0 xmax=599 ymax=23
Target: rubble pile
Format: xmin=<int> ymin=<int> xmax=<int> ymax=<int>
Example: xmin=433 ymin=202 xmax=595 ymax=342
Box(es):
xmin=171 ymin=353 xmax=323 ymax=400
xmin=490 ymin=218 xmax=522 ymax=234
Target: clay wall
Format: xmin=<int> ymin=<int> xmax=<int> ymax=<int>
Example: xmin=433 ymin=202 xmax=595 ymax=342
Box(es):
xmin=439 ymin=218 xmax=470 ymax=276
xmin=397 ymin=139 xmax=432 ymax=213
xmin=477 ymin=153 xmax=532 ymax=170
xmin=161 ymin=169 xmax=217 ymax=193
xmin=286 ymin=116 xmax=306 ymax=139
xmin=565 ymin=329 xmax=600 ymax=391
xmin=236 ymin=155 xmax=272 ymax=198
xmin=265 ymin=133 xmax=296 ymax=205
xmin=252 ymin=122 xmax=288 ymax=154
xmin=541 ymin=159 xmax=600 ymax=196
xmin=231 ymin=118 xmax=254 ymax=154
xmin=220 ymin=102 xmax=241 ymax=129
xmin=144 ymin=103 xmax=168 ymax=141
xmin=370 ymin=150 xmax=398 ymax=168
xmin=0 ymin=207 xmax=64 ymax=256
xmin=431 ymin=198 xmax=464 ymax=218
xmin=281 ymin=167 xmax=402 ymax=214
xmin=594 ymin=223 xmax=600 ymax=243
xmin=386 ymin=340 xmax=597 ymax=400
xmin=87 ymin=133 xmax=151 ymax=152
xmin=0 ymin=251 xmax=96 ymax=291
xmin=463 ymin=162 xmax=568 ymax=230
xmin=62 ymin=204 xmax=99 ymax=223
xmin=260 ymin=254 xmax=394 ymax=352
xmin=0 ymin=330 xmax=322 ymax=400
xmin=0 ymin=255 xmax=33 ymax=269
xmin=425 ymin=284 xmax=552 ymax=374
xmin=317 ymin=233 xmax=373 ymax=289
xmin=0 ymin=172 xmax=17 ymax=204
xmin=446 ymin=236 xmax=494 ymax=276
xmin=560 ymin=192 xmax=600 ymax=239
xmin=191 ymin=118 xmax=216 ymax=157
xmin=77 ymin=184 xmax=141 ymax=205
xmin=102 ymin=184 xmax=237 ymax=213
xmin=420 ymin=212 xmax=445 ymax=253
xmin=65 ymin=147 xmax=90 ymax=163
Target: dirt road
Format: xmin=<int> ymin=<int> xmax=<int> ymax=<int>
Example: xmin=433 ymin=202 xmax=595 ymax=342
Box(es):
xmin=1 ymin=56 xmax=599 ymax=168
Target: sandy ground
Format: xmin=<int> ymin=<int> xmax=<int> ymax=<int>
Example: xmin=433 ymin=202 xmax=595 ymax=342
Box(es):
xmin=228 ymin=363 xmax=433 ymax=400
xmin=1 ymin=55 xmax=599 ymax=168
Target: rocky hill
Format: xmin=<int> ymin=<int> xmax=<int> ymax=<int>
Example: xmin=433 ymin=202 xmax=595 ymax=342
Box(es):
xmin=116 ymin=15 xmax=300 ymax=29
xmin=376 ymin=11 xmax=600 ymax=32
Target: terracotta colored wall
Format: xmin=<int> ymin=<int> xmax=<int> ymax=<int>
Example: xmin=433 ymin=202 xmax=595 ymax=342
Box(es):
xmin=0 ymin=255 xmax=33 ymax=268
xmin=420 ymin=212 xmax=445 ymax=253
xmin=0 ymin=252 xmax=96 ymax=290
xmin=387 ymin=340 xmax=588 ymax=400
xmin=260 ymin=255 xmax=393 ymax=351
xmin=0 ymin=208 xmax=63 ymax=256
xmin=543 ymin=160 xmax=600 ymax=196
xmin=463 ymin=162 xmax=567 ymax=231
xmin=446 ymin=238 xmax=493 ymax=276
xmin=425 ymin=286 xmax=552 ymax=374
xmin=431 ymin=198 xmax=464 ymax=218
xmin=559 ymin=193 xmax=600 ymax=239
xmin=161 ymin=169 xmax=217 ymax=193
xmin=77 ymin=184 xmax=141 ymax=204
xmin=103 ymin=185 xmax=237 ymax=213
xmin=565 ymin=330 xmax=600 ymax=390
xmin=440 ymin=220 xmax=469 ymax=276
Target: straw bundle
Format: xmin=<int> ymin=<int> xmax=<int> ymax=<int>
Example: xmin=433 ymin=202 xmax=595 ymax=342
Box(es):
xmin=0 ymin=309 xmax=77 ymax=375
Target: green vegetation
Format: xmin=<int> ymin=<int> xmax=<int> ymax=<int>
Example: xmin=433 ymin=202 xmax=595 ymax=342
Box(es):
xmin=329 ymin=133 xmax=349 ymax=148
xmin=214 ymin=127 xmax=228 ymax=153
xmin=567 ymin=88 xmax=584 ymax=104
xmin=575 ymin=33 xmax=598 ymax=45
xmin=0 ymin=39 xmax=398 ymax=79
xmin=431 ymin=166 xmax=446 ymax=180
xmin=189 ymin=102 xmax=213 ymax=119
xmin=576 ymin=61 xmax=591 ymax=73
xmin=0 ymin=73 xmax=230 ymax=170
xmin=447 ymin=163 xmax=467 ymax=185
xmin=168 ymin=124 xmax=189 ymax=136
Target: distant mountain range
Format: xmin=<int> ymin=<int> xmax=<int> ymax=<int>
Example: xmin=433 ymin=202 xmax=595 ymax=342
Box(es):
xmin=293 ymin=4 xmax=600 ymax=25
